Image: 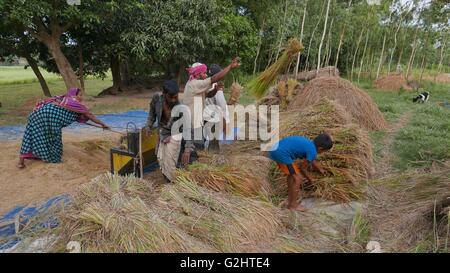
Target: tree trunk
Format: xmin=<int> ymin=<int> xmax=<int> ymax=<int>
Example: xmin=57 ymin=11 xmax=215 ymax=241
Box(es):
xmin=78 ymin=44 xmax=85 ymax=92
xmin=406 ymin=28 xmax=419 ymax=81
xmin=358 ymin=30 xmax=370 ymax=83
xmin=351 ymin=28 xmax=365 ymax=81
xmin=334 ymin=25 xmax=346 ymax=69
xmin=419 ymin=54 xmax=427 ymax=84
xmin=275 ymin=0 xmax=289 ymax=62
xmin=369 ymin=51 xmax=375 ymax=81
xmin=253 ymin=22 xmax=265 ymax=75
xmin=25 ymin=54 xmax=51 ymax=97
xmin=376 ymin=33 xmax=387 ymax=79
xmin=436 ymin=33 xmax=447 ymax=82
xmin=46 ymin=40 xmax=80 ymax=90
xmin=110 ymin=54 xmax=123 ymax=93
xmin=388 ymin=24 xmax=402 ymax=75
xmin=294 ymin=0 xmax=308 ymax=78
xmin=304 ymin=0 xmax=326 ymax=71
xmin=316 ymin=0 xmax=331 ymax=76
xmin=121 ymin=58 xmax=131 ymax=86
xmin=324 ymin=17 xmax=334 ymax=67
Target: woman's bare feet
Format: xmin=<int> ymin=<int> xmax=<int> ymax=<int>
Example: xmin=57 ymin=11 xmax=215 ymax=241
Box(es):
xmin=18 ymin=158 xmax=25 ymax=169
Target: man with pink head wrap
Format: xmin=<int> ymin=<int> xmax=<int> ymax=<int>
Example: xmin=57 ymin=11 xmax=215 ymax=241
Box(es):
xmin=181 ymin=58 xmax=240 ymax=165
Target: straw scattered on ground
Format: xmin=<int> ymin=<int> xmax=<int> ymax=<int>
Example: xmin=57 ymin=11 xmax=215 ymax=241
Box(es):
xmin=367 ymin=168 xmax=450 ymax=252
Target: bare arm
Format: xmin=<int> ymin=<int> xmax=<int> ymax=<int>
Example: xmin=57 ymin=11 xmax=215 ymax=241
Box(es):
xmin=311 ymin=160 xmax=327 ymax=176
xmin=84 ymin=112 xmax=108 ymax=129
xmin=298 ymin=165 xmax=314 ymax=183
xmin=210 ymin=58 xmax=240 ymax=84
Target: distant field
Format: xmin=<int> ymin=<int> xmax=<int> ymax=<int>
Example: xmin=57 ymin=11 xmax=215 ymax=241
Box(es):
xmin=0 ymin=76 xmax=113 ymax=126
xmin=0 ymin=66 xmax=62 ymax=85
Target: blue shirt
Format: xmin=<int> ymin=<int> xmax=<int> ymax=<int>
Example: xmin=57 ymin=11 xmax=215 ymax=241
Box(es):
xmin=269 ymin=136 xmax=317 ymax=165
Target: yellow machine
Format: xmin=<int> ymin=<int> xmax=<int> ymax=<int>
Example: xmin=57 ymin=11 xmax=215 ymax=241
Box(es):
xmin=110 ymin=127 xmax=159 ymax=177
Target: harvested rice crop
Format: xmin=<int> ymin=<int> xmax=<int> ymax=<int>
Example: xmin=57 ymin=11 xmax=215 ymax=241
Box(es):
xmin=288 ymin=76 xmax=387 ymax=131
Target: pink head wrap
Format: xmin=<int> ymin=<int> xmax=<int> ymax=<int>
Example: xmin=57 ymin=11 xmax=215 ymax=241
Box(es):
xmin=187 ymin=63 xmax=207 ymax=81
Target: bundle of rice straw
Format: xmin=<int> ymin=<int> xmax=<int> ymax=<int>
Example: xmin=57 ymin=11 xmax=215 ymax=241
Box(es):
xmin=367 ymin=169 xmax=450 ymax=252
xmin=176 ymin=155 xmax=273 ymax=198
xmin=159 ymin=176 xmax=282 ymax=252
xmin=288 ymin=76 xmax=387 ymax=131
xmin=52 ymin=174 xmax=213 ymax=253
xmin=277 ymin=80 xmax=288 ymax=110
xmin=230 ymin=99 xmax=373 ymax=202
xmin=228 ymin=81 xmax=243 ymax=105
xmin=249 ymin=38 xmax=304 ymax=98
xmin=286 ymin=79 xmax=299 ymax=103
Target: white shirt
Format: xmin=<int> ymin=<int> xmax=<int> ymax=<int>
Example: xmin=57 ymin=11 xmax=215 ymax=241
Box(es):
xmin=204 ymin=84 xmax=230 ymax=124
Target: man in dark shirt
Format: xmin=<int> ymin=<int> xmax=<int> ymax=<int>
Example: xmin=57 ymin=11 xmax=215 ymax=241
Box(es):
xmin=145 ymin=80 xmax=194 ymax=182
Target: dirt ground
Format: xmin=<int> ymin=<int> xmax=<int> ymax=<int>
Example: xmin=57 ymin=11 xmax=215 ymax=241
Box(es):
xmin=0 ymin=132 xmax=122 ymax=215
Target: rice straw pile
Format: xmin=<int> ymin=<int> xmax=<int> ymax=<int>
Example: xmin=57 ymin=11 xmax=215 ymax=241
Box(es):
xmin=374 ymin=74 xmax=413 ymax=91
xmin=248 ymin=38 xmax=304 ymax=98
xmin=52 ymin=174 xmax=213 ymax=253
xmin=159 ymin=176 xmax=282 ymax=252
xmin=288 ymin=76 xmax=387 ymax=131
xmin=287 ymin=79 xmax=299 ymax=103
xmin=277 ymin=80 xmax=288 ymax=110
xmin=296 ymin=66 xmax=340 ymax=81
xmin=175 ymin=160 xmax=272 ymax=198
xmin=367 ymin=168 xmax=450 ymax=252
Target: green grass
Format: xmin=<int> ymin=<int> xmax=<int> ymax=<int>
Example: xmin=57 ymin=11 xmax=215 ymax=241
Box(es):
xmin=0 ymin=66 xmax=62 ymax=85
xmin=0 ymin=78 xmax=113 ymax=126
xmin=356 ymin=79 xmax=450 ymax=171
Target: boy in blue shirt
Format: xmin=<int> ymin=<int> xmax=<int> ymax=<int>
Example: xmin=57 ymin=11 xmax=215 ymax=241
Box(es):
xmin=269 ymin=134 xmax=333 ymax=211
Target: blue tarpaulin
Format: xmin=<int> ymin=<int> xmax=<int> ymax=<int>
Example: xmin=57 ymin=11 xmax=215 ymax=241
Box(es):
xmin=0 ymin=110 xmax=149 ymax=141
xmin=0 ymin=195 xmax=70 ymax=251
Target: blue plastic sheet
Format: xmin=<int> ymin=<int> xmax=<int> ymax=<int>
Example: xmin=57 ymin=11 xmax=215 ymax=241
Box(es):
xmin=0 ymin=110 xmax=149 ymax=141
xmin=0 ymin=195 xmax=70 ymax=251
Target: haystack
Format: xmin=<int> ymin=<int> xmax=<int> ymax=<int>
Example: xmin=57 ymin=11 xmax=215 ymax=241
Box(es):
xmin=175 ymin=157 xmax=272 ymax=198
xmin=228 ymin=99 xmax=373 ymax=202
xmin=160 ymin=177 xmax=282 ymax=252
xmin=295 ymin=66 xmax=340 ymax=81
xmin=374 ymin=75 xmax=413 ymax=91
xmin=367 ymin=169 xmax=450 ymax=252
xmin=289 ymin=76 xmax=387 ymax=131
xmin=52 ymin=174 xmax=213 ymax=253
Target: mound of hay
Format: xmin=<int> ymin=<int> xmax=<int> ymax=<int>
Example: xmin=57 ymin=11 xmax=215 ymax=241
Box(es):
xmin=368 ymin=169 xmax=450 ymax=252
xmin=433 ymin=73 xmax=450 ymax=84
xmin=53 ymin=174 xmax=213 ymax=253
xmin=175 ymin=159 xmax=272 ymax=198
xmin=228 ymin=99 xmax=373 ymax=202
xmin=296 ymin=66 xmax=340 ymax=81
xmin=160 ymin=177 xmax=282 ymax=252
xmin=374 ymin=75 xmax=413 ymax=91
xmin=289 ymin=76 xmax=387 ymax=131
xmin=271 ymin=124 xmax=372 ymax=203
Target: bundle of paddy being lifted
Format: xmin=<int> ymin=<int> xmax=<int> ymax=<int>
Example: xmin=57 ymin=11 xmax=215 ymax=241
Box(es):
xmin=248 ymin=38 xmax=304 ymax=98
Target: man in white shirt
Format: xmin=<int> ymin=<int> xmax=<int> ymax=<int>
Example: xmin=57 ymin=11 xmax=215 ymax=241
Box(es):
xmin=181 ymin=58 xmax=240 ymax=164
xmin=203 ymin=64 xmax=230 ymax=152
